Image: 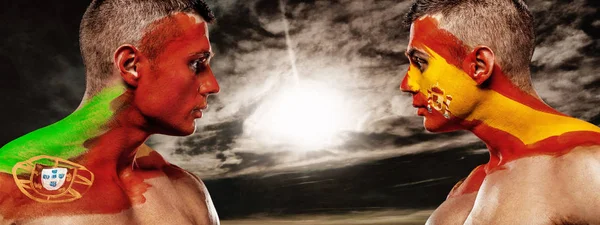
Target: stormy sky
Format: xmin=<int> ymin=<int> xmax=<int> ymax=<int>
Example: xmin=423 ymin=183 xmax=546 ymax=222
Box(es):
xmin=156 ymin=0 xmax=600 ymax=179
xmin=1 ymin=0 xmax=599 ymax=223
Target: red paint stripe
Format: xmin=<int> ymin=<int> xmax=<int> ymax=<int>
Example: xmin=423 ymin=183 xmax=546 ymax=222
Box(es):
xmin=411 ymin=17 xmax=468 ymax=69
xmin=470 ymin=122 xmax=600 ymax=173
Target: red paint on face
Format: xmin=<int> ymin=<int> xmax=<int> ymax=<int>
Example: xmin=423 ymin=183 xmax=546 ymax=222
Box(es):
xmin=135 ymin=13 xmax=220 ymax=136
xmin=400 ymin=73 xmax=411 ymax=91
xmin=400 ymin=64 xmax=415 ymax=92
xmin=404 ymin=17 xmax=472 ymax=131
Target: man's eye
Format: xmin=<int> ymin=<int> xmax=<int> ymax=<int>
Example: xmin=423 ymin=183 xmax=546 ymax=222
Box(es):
xmin=189 ymin=58 xmax=208 ymax=74
xmin=413 ymin=57 xmax=427 ymax=71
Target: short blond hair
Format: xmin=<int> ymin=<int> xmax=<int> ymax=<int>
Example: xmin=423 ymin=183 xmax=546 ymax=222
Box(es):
xmin=406 ymin=0 xmax=535 ymax=90
xmin=79 ymin=0 xmax=215 ymax=97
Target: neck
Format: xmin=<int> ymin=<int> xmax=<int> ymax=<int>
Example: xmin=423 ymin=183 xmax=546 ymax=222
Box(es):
xmin=82 ymin=124 xmax=150 ymax=172
xmin=76 ymin=84 xmax=152 ymax=172
xmin=464 ymin=70 xmax=600 ymax=171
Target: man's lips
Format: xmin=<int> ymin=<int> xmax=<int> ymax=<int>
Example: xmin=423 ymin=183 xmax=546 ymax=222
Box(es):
xmin=411 ymin=93 xmax=428 ymax=116
xmin=192 ymin=105 xmax=208 ymax=118
xmin=416 ymin=107 xmax=427 ymax=116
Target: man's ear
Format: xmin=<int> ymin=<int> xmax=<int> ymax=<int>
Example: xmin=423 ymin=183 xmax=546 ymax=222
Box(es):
xmin=464 ymin=46 xmax=495 ymax=86
xmin=114 ymin=44 xmax=141 ymax=87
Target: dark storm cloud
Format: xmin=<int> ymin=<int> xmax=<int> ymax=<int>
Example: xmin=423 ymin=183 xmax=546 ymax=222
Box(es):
xmin=528 ymin=0 xmax=600 ymax=121
xmin=0 ymin=1 xmax=88 ymax=145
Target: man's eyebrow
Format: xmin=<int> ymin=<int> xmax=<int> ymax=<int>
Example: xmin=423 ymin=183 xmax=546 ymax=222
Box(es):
xmin=190 ymin=51 xmax=213 ymax=59
xmin=405 ymin=48 xmax=428 ymax=59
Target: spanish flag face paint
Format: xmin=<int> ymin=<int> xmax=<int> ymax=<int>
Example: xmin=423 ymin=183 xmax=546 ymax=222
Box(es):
xmin=401 ymin=15 xmax=600 ymax=175
xmin=401 ymin=15 xmax=481 ymax=132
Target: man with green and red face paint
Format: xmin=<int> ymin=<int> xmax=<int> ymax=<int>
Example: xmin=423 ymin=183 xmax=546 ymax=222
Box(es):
xmin=401 ymin=0 xmax=600 ymax=224
xmin=0 ymin=0 xmax=220 ymax=224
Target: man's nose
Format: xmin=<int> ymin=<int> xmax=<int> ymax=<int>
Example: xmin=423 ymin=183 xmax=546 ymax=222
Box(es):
xmin=199 ymin=67 xmax=220 ymax=95
xmin=400 ymin=73 xmax=419 ymax=94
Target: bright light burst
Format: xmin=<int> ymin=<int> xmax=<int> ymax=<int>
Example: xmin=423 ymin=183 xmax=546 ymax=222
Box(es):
xmin=245 ymin=81 xmax=351 ymax=150
xmin=245 ymin=0 xmax=352 ymax=150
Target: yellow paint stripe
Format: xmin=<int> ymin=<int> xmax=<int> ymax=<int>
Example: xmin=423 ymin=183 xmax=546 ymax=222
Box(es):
xmin=418 ymin=47 xmax=600 ymax=145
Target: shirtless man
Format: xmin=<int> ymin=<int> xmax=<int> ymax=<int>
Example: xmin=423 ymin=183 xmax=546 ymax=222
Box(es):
xmin=0 ymin=0 xmax=220 ymax=224
xmin=401 ymin=0 xmax=600 ymax=224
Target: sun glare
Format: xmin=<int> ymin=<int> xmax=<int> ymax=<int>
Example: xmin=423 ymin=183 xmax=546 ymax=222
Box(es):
xmin=245 ymin=81 xmax=350 ymax=150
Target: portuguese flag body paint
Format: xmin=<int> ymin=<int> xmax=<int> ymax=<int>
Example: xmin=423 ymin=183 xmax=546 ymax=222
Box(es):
xmin=0 ymin=86 xmax=124 ymax=174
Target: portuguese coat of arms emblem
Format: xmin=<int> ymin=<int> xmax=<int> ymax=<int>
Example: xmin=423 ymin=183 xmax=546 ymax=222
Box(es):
xmin=12 ymin=155 xmax=95 ymax=203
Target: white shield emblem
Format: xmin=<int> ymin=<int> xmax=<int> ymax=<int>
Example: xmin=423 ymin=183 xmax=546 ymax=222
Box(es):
xmin=41 ymin=168 xmax=68 ymax=191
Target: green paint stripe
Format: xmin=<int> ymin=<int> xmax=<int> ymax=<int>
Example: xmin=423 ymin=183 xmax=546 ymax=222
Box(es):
xmin=0 ymin=86 xmax=124 ymax=174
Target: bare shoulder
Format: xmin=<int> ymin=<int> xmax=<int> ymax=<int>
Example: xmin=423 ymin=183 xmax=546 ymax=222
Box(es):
xmin=164 ymin=162 xmax=220 ymax=225
xmin=448 ymin=164 xmax=486 ymax=198
xmin=135 ymin=145 xmax=202 ymax=183
xmin=553 ymin=145 xmax=600 ymax=186
xmin=553 ymin=145 xmax=600 ymax=195
xmin=548 ymin=146 xmax=600 ymax=223
xmin=556 ymin=145 xmax=600 ymax=163
xmin=461 ymin=147 xmax=600 ymax=224
xmin=426 ymin=165 xmax=485 ymax=225
xmin=135 ymin=145 xmax=220 ymax=224
xmin=134 ymin=144 xmax=207 ymax=188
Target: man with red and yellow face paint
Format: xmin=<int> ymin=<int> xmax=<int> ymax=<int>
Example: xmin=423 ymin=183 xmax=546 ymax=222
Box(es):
xmin=402 ymin=1 xmax=600 ymax=224
xmin=0 ymin=1 xmax=220 ymax=224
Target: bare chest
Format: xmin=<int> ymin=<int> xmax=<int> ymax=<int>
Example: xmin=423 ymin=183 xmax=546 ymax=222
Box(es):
xmin=121 ymin=175 xmax=217 ymax=225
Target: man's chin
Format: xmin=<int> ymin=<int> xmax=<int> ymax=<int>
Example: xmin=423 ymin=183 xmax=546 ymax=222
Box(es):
xmin=423 ymin=117 xmax=460 ymax=133
xmin=159 ymin=122 xmax=196 ymax=136
xmin=423 ymin=123 xmax=443 ymax=133
xmin=178 ymin=123 xmax=197 ymax=136
xmin=145 ymin=116 xmax=197 ymax=136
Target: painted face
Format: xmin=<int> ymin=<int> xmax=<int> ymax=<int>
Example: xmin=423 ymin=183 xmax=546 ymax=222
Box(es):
xmin=400 ymin=15 xmax=482 ymax=132
xmin=134 ymin=13 xmax=220 ymax=136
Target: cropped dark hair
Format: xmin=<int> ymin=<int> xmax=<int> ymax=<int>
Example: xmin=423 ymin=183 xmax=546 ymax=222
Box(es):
xmin=80 ymin=0 xmax=215 ymax=97
xmin=406 ymin=0 xmax=535 ymax=90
